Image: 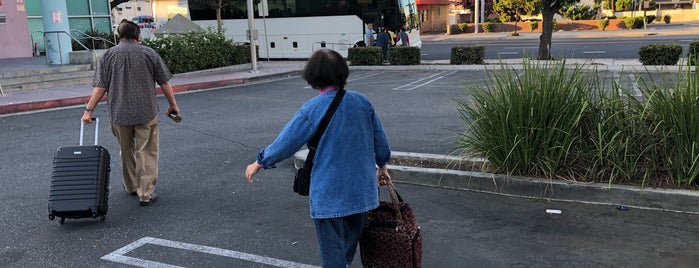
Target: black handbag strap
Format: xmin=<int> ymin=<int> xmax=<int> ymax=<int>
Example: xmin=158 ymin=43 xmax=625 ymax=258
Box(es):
xmin=304 ymin=89 xmax=346 ymax=168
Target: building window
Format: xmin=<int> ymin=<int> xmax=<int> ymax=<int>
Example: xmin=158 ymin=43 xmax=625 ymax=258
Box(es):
xmin=0 ymin=14 xmax=6 ymax=24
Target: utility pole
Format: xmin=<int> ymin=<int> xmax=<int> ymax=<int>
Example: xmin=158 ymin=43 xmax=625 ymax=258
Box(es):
xmin=474 ymin=0 xmax=479 ymax=33
xmin=246 ymin=0 xmax=258 ymax=73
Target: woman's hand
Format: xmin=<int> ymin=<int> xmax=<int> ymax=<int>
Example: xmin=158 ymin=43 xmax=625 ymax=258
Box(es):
xmin=245 ymin=161 xmax=263 ymax=184
xmin=377 ymin=165 xmax=391 ymax=186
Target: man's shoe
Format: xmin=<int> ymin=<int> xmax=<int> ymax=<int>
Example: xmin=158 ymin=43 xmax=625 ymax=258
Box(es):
xmin=139 ymin=193 xmax=158 ymax=206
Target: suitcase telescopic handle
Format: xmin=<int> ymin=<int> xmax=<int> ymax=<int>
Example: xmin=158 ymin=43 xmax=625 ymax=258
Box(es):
xmin=79 ymin=118 xmax=98 ymax=146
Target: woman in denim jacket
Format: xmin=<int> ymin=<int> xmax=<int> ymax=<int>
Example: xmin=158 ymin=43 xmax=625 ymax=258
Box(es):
xmin=245 ymin=48 xmax=391 ymax=267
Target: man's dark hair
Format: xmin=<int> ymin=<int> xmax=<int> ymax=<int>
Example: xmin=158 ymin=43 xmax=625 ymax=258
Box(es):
xmin=118 ymin=19 xmax=141 ymax=41
xmin=302 ymin=49 xmax=348 ymax=90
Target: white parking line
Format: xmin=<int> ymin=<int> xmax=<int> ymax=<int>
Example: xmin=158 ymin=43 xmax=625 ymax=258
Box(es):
xmin=305 ymin=72 xmax=381 ymax=88
xmin=583 ymin=51 xmax=606 ymax=54
xmin=101 ymin=237 xmax=321 ymax=268
xmin=392 ymin=71 xmax=457 ymax=91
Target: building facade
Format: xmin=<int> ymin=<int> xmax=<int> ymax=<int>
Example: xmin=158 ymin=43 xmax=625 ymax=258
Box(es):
xmin=416 ymin=0 xmax=453 ymax=33
xmin=0 ymin=0 xmax=33 ymax=58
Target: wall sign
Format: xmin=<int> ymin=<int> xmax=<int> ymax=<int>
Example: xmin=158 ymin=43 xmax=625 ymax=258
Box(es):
xmin=51 ymin=11 xmax=62 ymax=23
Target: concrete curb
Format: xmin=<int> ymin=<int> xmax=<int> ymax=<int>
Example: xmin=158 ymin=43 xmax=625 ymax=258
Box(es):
xmin=294 ymin=150 xmax=699 ymax=214
xmin=391 ymin=166 xmax=699 ymax=215
xmin=0 ymin=71 xmax=296 ymax=115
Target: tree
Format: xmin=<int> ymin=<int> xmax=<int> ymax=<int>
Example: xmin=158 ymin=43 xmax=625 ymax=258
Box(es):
xmin=459 ymin=0 xmax=496 ymax=18
xmin=493 ymin=0 xmax=538 ymax=22
xmin=188 ymin=0 xmax=240 ymax=34
xmin=538 ymin=0 xmax=579 ymax=60
xmin=493 ymin=0 xmax=538 ymax=35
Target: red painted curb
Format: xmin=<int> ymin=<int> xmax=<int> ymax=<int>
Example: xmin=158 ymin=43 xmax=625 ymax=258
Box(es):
xmin=0 ymin=79 xmax=245 ymax=115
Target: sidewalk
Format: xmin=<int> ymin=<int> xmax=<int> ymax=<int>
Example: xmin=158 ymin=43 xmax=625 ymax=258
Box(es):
xmin=2 ymin=25 xmax=698 ymax=214
xmin=0 ymin=60 xmax=307 ymax=115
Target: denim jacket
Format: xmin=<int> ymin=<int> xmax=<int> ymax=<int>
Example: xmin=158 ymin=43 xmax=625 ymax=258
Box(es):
xmin=257 ymin=89 xmax=391 ymax=219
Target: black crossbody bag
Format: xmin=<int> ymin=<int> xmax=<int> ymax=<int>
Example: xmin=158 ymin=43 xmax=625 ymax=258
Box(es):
xmin=294 ymin=89 xmax=346 ymax=196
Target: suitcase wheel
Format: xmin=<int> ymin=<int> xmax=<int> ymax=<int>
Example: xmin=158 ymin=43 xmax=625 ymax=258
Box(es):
xmin=99 ymin=215 xmax=106 ymax=222
xmin=59 ymin=217 xmax=65 ymax=225
xmin=49 ymin=214 xmax=55 ymax=221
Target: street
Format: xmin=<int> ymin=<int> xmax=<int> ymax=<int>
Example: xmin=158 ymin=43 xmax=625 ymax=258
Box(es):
xmin=420 ymin=33 xmax=699 ymax=60
xmin=1 ymin=70 xmax=698 ymax=267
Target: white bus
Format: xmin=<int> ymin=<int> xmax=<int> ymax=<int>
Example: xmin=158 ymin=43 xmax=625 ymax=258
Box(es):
xmin=187 ymin=0 xmax=420 ymax=59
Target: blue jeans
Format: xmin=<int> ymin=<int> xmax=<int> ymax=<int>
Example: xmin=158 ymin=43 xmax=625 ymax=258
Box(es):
xmin=314 ymin=212 xmax=368 ymax=268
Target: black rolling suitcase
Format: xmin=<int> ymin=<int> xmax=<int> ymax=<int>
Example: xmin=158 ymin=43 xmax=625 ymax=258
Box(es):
xmin=48 ymin=118 xmax=110 ymax=224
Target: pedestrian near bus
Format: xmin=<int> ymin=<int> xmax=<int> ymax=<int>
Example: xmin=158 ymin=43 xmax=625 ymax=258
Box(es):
xmin=398 ymin=27 xmax=410 ymax=46
xmin=365 ymin=23 xmax=375 ymax=46
xmin=82 ymin=19 xmax=179 ymax=206
xmin=244 ymin=48 xmax=392 ymax=268
xmin=376 ymin=28 xmax=391 ymax=63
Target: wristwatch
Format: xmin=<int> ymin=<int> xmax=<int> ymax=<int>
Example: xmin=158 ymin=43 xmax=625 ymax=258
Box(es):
xmin=85 ymin=104 xmax=93 ymax=112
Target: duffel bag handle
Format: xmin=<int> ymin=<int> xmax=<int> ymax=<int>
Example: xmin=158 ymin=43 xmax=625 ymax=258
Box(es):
xmin=381 ymin=180 xmax=403 ymax=222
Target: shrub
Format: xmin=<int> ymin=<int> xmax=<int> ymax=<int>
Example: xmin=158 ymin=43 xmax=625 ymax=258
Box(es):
xmin=638 ymin=44 xmax=682 ymax=65
xmin=634 ymin=64 xmax=699 ymax=186
xmin=598 ymin=18 xmax=609 ymax=31
xmin=348 ymin=47 xmax=382 ymax=65
xmin=616 ymin=0 xmax=633 ymax=11
xmin=454 ymin=60 xmax=591 ymax=177
xmin=71 ymin=30 xmax=116 ymax=51
xmin=454 ymin=60 xmax=699 ymax=188
xmin=562 ymin=4 xmax=598 ymax=20
xmin=457 ymin=22 xmax=469 ymax=33
xmin=645 ymin=15 xmax=656 ymax=24
xmin=450 ymin=46 xmax=485 ymax=65
xmin=482 ymin=22 xmax=493 ymax=33
xmin=688 ymin=41 xmax=699 ymax=66
xmin=387 ymin=46 xmax=421 ymax=65
xmin=529 ymin=20 xmax=539 ymax=32
xmin=623 ymin=16 xmax=644 ymax=29
xmin=664 ymin=14 xmax=671 ymax=24
xmin=142 ymin=31 xmax=253 ymax=74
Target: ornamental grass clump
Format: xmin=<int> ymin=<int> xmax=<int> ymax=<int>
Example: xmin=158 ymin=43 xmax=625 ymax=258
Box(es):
xmin=454 ymin=60 xmax=699 ymax=189
xmin=454 ymin=60 xmax=591 ymax=178
xmin=640 ymin=66 xmax=699 ymax=186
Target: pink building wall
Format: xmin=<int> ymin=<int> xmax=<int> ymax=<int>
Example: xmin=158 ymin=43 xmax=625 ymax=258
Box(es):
xmin=0 ymin=0 xmax=33 ymax=59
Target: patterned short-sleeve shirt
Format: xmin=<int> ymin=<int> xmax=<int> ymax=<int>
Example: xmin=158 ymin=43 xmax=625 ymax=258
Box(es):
xmin=92 ymin=41 xmax=172 ymax=125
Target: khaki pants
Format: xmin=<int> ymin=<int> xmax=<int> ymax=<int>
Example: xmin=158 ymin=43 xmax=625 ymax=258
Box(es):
xmin=111 ymin=117 xmax=159 ymax=202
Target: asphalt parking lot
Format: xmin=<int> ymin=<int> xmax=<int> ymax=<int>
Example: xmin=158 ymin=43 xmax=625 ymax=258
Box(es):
xmin=1 ymin=70 xmax=698 ymax=267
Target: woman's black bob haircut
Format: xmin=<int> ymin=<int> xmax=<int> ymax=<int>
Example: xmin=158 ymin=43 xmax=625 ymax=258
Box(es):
xmin=302 ymin=49 xmax=348 ymax=90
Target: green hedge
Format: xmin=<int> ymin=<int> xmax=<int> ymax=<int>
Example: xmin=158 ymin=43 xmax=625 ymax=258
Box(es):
xmin=689 ymin=41 xmax=699 ymax=66
xmin=348 ymin=47 xmax=382 ymax=65
xmin=638 ymin=44 xmax=682 ymax=66
xmin=142 ymin=31 xmax=254 ymax=74
xmin=348 ymin=46 xmax=421 ymax=66
xmin=450 ymin=46 xmax=485 ymax=65
xmin=387 ymin=46 xmax=421 ymax=65
xmin=623 ymin=16 xmax=644 ymax=29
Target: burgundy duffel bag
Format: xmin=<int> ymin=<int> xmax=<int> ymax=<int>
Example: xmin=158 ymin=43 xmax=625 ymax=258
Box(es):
xmin=360 ymin=181 xmax=422 ymax=268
